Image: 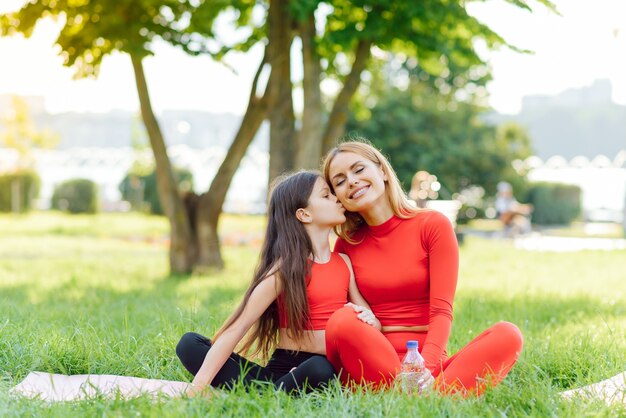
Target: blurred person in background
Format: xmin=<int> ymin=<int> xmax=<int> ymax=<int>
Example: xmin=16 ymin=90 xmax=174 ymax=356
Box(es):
xmin=495 ymin=181 xmax=533 ymax=237
xmin=408 ymin=170 xmax=432 ymax=208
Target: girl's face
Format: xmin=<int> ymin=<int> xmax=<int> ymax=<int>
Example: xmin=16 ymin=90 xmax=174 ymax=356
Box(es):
xmin=303 ymin=177 xmax=346 ymax=227
xmin=327 ymin=152 xmax=388 ymax=213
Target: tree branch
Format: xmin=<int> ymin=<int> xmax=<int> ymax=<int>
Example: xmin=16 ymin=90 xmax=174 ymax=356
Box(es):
xmin=321 ymin=39 xmax=372 ymax=152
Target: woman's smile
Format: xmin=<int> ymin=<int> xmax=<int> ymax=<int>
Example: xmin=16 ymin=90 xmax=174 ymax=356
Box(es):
xmin=349 ymin=185 xmax=370 ymax=200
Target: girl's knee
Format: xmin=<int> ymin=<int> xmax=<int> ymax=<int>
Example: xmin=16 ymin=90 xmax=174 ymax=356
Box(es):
xmin=176 ymin=332 xmax=209 ymax=358
xmin=307 ymin=357 xmax=337 ymax=382
xmin=287 ymin=356 xmax=336 ymax=394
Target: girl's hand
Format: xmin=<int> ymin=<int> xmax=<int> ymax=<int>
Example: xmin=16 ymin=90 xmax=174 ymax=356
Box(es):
xmin=185 ymin=383 xmax=217 ymax=399
xmin=345 ymin=303 xmax=382 ymax=330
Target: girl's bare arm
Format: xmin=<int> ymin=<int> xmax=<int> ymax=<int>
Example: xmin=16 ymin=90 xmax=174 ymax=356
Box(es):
xmin=189 ymin=275 xmax=282 ymax=395
xmin=338 ymin=253 xmax=381 ymax=330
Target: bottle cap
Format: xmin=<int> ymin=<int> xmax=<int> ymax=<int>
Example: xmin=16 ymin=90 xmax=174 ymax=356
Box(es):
xmin=406 ymin=340 xmax=418 ymax=349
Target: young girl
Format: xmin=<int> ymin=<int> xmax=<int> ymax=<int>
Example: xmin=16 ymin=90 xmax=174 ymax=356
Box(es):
xmin=176 ymin=170 xmax=379 ymax=396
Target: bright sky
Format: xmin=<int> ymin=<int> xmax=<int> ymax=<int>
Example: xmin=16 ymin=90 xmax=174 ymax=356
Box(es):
xmin=0 ymin=0 xmax=624 ymax=115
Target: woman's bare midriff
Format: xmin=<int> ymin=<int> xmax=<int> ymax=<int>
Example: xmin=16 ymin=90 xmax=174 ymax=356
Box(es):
xmin=277 ymin=329 xmax=326 ymax=355
xmin=275 ymin=326 xmax=428 ymax=354
xmin=381 ymin=325 xmax=429 ymax=333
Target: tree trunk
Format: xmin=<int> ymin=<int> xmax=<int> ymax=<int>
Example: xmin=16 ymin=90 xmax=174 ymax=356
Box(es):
xmin=321 ymin=39 xmax=372 ymax=153
xmin=268 ymin=0 xmax=295 ymax=183
xmin=194 ymin=51 xmax=271 ymax=271
xmin=130 ymin=53 xmax=195 ymax=275
xmin=295 ymin=14 xmax=324 ymax=170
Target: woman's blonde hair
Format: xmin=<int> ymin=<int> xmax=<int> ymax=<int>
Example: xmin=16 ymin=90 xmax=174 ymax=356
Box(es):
xmin=322 ymin=138 xmax=421 ymax=242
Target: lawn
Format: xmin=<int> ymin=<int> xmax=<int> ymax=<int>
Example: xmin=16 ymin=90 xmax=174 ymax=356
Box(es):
xmin=1 ymin=212 xmax=625 ymax=417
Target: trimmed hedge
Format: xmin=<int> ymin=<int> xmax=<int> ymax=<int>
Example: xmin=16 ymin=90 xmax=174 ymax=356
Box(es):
xmin=0 ymin=170 xmax=40 ymax=212
xmin=51 ymin=178 xmax=98 ymax=214
xmin=526 ymin=182 xmax=581 ymax=225
xmin=119 ymin=168 xmax=193 ymax=215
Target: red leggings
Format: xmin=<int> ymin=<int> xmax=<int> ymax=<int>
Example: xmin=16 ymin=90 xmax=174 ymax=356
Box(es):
xmin=325 ymin=307 xmax=523 ymax=396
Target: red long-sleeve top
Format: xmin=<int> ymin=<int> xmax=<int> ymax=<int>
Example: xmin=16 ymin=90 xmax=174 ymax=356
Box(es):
xmin=334 ymin=210 xmax=458 ymax=370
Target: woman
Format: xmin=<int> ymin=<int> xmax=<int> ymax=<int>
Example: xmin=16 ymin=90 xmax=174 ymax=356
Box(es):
xmin=176 ymin=170 xmax=379 ymax=396
xmin=322 ymin=140 xmax=524 ymax=396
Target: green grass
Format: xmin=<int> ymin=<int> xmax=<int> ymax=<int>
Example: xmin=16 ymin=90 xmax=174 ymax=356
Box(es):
xmin=1 ymin=212 xmax=625 ymax=417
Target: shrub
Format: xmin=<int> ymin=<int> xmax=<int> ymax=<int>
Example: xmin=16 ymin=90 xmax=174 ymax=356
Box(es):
xmin=119 ymin=168 xmax=193 ymax=215
xmin=51 ymin=178 xmax=98 ymax=214
xmin=0 ymin=170 xmax=40 ymax=212
xmin=526 ymin=182 xmax=581 ymax=225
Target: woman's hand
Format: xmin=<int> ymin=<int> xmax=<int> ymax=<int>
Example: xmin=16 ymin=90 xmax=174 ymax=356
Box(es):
xmin=418 ymin=369 xmax=435 ymax=393
xmin=345 ymin=302 xmax=382 ymax=331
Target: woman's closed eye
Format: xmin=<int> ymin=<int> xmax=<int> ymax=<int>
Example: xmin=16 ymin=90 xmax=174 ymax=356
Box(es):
xmin=333 ymin=167 xmax=363 ymax=187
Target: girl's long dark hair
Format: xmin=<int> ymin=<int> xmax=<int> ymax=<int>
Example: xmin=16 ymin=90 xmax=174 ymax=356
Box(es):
xmin=213 ymin=171 xmax=319 ymax=360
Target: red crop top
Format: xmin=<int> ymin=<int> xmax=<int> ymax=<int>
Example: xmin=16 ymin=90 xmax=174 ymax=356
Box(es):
xmin=278 ymin=252 xmax=350 ymax=331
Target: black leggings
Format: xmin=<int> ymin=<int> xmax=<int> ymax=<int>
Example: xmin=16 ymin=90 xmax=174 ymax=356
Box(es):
xmin=176 ymin=332 xmax=336 ymax=394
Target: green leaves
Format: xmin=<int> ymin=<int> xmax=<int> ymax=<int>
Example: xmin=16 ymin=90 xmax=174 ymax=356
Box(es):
xmin=0 ymin=0 xmax=555 ymax=88
xmin=318 ymin=0 xmax=508 ymax=78
xmin=346 ymin=63 xmax=532 ymax=195
xmin=0 ymin=0 xmax=238 ymax=78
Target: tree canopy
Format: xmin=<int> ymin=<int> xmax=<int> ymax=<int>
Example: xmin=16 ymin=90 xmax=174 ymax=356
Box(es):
xmin=1 ymin=0 xmax=554 ymax=273
xmin=346 ymin=57 xmax=533 ymax=197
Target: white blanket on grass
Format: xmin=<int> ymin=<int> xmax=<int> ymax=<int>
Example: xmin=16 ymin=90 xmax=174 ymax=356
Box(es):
xmin=561 ymin=372 xmax=626 ymax=405
xmin=10 ymin=371 xmax=191 ymax=402
xmin=10 ymin=371 xmax=626 ymax=404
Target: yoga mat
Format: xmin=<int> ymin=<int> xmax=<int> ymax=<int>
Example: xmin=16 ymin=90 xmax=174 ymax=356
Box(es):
xmin=10 ymin=371 xmax=191 ymax=401
xmin=561 ymin=372 xmax=626 ymax=405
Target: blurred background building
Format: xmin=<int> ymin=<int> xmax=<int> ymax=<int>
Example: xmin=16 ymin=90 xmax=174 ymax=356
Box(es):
xmin=0 ymin=78 xmax=624 ymax=220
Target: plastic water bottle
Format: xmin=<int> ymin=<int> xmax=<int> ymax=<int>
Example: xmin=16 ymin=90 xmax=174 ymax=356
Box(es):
xmin=398 ymin=340 xmax=427 ymax=394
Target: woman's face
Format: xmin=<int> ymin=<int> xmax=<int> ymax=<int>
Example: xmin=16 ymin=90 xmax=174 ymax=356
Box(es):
xmin=327 ymin=151 xmax=388 ymax=213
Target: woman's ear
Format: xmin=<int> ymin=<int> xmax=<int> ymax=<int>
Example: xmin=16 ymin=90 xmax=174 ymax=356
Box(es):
xmin=296 ymin=208 xmax=312 ymax=224
xmin=380 ymin=166 xmax=389 ymax=182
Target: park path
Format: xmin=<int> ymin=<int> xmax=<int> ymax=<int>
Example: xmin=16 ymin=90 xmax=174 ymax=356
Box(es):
xmin=463 ymin=222 xmax=626 ymax=252
xmin=513 ymin=234 xmax=626 ymax=252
